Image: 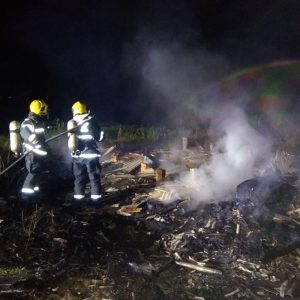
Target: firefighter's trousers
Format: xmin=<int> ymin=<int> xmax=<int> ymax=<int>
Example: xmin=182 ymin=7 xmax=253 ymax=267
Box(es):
xmin=72 ymin=156 xmax=102 ymax=197
xmin=21 ymin=153 xmax=45 ymax=196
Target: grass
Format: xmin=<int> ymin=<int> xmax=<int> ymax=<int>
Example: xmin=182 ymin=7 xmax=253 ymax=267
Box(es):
xmin=45 ymin=117 xmax=66 ymax=139
xmin=0 ymin=267 xmax=28 ymax=277
xmin=46 ymin=119 xmax=176 ymax=143
xmin=103 ymin=124 xmax=175 ymax=143
xmin=274 ymin=136 xmax=300 ymax=153
xmin=0 ymin=134 xmax=20 ymax=191
xmin=0 ymin=134 xmax=11 ymax=171
xmin=21 ymin=207 xmax=44 ymax=242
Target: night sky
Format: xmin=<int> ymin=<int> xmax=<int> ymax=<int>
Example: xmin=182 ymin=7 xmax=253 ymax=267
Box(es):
xmin=1 ymin=0 xmax=300 ymax=133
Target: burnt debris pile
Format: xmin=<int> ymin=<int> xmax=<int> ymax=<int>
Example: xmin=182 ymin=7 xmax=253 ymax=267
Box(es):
xmin=0 ymin=146 xmax=299 ymax=299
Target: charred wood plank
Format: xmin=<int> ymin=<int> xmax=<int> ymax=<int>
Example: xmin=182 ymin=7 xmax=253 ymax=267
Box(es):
xmin=175 ymin=261 xmax=222 ymax=275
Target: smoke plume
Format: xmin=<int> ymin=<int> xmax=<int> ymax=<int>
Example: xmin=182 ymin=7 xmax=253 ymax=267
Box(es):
xmin=179 ymin=106 xmax=272 ymax=204
xmin=127 ymin=35 xmax=274 ymax=204
xmin=123 ymin=30 xmax=230 ymax=127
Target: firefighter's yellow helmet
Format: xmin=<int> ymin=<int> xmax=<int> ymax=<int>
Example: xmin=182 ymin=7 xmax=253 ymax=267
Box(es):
xmin=72 ymin=101 xmax=87 ymax=116
xmin=29 ymin=99 xmax=48 ymax=116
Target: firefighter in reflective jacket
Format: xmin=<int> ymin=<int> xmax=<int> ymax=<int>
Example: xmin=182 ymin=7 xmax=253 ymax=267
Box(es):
xmin=69 ymin=101 xmax=103 ymax=203
xmin=20 ymin=99 xmax=49 ymax=197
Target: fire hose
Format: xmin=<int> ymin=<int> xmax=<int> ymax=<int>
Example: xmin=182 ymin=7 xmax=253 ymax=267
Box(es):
xmin=0 ymin=116 xmax=94 ymax=176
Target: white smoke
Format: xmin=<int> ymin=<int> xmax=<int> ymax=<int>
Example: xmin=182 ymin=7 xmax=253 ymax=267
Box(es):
xmin=123 ymin=36 xmax=229 ymax=127
xmin=125 ymin=37 xmax=274 ymax=204
xmin=178 ymin=106 xmax=272 ymax=204
xmin=143 ymin=45 xmax=229 ymax=127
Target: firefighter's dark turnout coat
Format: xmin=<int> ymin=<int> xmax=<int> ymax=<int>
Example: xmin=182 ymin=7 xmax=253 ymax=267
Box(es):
xmin=20 ymin=112 xmax=48 ymax=196
xmin=72 ymin=113 xmax=102 ymax=200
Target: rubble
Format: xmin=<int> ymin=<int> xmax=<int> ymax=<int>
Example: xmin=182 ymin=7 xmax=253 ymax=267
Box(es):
xmin=0 ymin=144 xmax=299 ymax=299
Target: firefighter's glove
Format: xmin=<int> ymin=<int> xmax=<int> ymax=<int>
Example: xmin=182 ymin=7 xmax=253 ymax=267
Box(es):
xmin=99 ymin=131 xmax=104 ymax=142
xmin=72 ymin=150 xmax=81 ymax=157
xmin=13 ymin=151 xmax=22 ymax=158
xmin=28 ymin=133 xmax=39 ymax=145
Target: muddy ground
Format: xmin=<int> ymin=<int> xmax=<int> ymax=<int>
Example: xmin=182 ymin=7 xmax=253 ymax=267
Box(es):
xmin=0 ymin=147 xmax=300 ymax=300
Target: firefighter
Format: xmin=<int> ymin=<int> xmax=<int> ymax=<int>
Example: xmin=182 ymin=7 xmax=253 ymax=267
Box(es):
xmin=69 ymin=101 xmax=103 ymax=204
xmin=20 ymin=99 xmax=49 ymax=199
